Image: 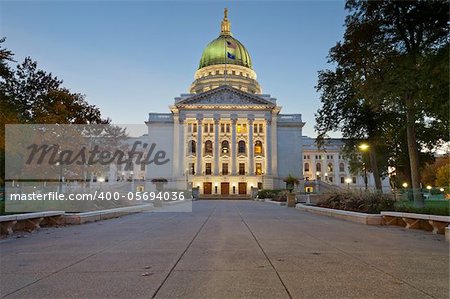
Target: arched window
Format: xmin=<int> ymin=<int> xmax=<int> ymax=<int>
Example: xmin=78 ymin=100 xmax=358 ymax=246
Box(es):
xmin=327 ymin=163 xmax=334 ymax=172
xmin=221 ymin=140 xmax=229 ymax=154
xmin=205 ymin=140 xmax=213 ymax=155
xmin=238 ymin=140 xmax=246 ymax=154
xmin=188 ymin=140 xmax=196 ymax=154
xmin=254 ymin=141 xmax=263 ymax=155
xmin=316 ymin=163 xmax=321 ymax=172
xmin=339 ymin=162 xmax=345 ymax=172
xmin=304 ymin=163 xmax=310 ymax=172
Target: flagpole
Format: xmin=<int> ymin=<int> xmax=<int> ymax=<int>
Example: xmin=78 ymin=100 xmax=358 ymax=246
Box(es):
xmin=224 ymin=39 xmax=227 ymax=85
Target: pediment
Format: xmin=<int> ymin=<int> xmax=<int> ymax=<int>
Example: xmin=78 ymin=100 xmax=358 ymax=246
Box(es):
xmin=175 ymin=86 xmax=276 ymax=108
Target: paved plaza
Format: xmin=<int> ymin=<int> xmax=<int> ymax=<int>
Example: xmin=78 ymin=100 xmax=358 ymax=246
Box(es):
xmin=1 ymin=200 xmax=448 ymax=298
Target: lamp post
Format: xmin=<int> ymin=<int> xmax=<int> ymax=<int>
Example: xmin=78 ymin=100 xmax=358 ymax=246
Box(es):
xmin=345 ymin=178 xmax=352 ymax=190
xmin=185 ymin=168 xmax=190 ymax=190
xmin=315 ymin=171 xmax=320 ymax=193
xmin=130 ymin=171 xmax=134 ymax=192
xmin=324 ymin=172 xmax=328 ymax=183
xmin=358 ymin=143 xmax=369 ymax=190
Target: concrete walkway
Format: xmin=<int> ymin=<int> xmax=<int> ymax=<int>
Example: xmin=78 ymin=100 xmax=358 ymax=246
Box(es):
xmin=1 ymin=200 xmax=448 ymax=298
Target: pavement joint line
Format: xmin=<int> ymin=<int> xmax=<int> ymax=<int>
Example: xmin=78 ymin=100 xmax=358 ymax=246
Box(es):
xmin=235 ymin=203 xmax=293 ymax=299
xmin=287 ymin=209 xmax=438 ymax=299
xmin=1 ymin=212 xmax=181 ymax=298
xmin=150 ymin=204 xmax=218 ymax=299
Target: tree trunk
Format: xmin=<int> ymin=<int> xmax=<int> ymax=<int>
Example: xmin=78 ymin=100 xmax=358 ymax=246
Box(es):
xmin=368 ymin=147 xmax=383 ymax=191
xmin=405 ymin=94 xmax=423 ymax=207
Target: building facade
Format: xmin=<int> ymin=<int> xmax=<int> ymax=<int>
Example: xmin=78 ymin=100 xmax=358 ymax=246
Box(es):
xmin=302 ymin=137 xmax=391 ymax=192
xmin=145 ymin=10 xmax=304 ymax=196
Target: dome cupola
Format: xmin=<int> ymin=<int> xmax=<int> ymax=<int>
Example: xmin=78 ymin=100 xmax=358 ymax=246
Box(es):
xmin=190 ymin=9 xmax=261 ymax=94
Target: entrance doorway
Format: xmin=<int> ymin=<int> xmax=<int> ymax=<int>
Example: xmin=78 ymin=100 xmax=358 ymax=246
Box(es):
xmin=238 ymin=182 xmax=247 ymax=195
xmin=203 ymin=182 xmax=212 ymax=195
xmin=221 ymin=182 xmax=230 ymax=195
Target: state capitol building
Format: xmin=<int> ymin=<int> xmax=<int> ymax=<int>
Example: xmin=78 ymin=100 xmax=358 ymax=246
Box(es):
xmin=121 ymin=9 xmax=389 ymax=197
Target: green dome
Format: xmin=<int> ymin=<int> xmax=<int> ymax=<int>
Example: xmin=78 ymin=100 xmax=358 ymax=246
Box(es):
xmin=198 ymin=35 xmax=253 ymax=70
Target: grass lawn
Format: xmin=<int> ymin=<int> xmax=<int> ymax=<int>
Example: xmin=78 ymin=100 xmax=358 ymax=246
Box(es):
xmin=394 ymin=199 xmax=450 ymax=216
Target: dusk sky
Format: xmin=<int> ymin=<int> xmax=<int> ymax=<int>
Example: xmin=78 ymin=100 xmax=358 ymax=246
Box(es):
xmin=1 ymin=1 xmax=347 ymax=137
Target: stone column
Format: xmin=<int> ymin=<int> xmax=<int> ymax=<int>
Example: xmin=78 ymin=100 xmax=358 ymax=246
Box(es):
xmin=265 ymin=114 xmax=272 ymax=176
xmin=248 ymin=115 xmax=255 ymax=176
xmin=271 ymin=113 xmax=278 ymax=177
xmin=172 ymin=114 xmax=180 ymax=177
xmin=213 ymin=114 xmax=220 ymax=176
xmin=196 ymin=114 xmax=203 ymax=175
xmin=178 ymin=114 xmax=186 ymax=177
xmin=231 ymin=114 xmax=238 ymax=175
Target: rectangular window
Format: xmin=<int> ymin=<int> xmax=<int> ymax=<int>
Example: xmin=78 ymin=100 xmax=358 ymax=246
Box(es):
xmin=226 ymin=124 xmax=230 ymax=133
xmin=205 ymin=163 xmax=212 ymax=175
xmin=140 ymin=162 xmax=145 ymax=171
xmin=239 ymin=163 xmax=245 ymax=175
xmin=254 ymin=124 xmax=258 ymax=133
xmin=189 ymin=163 xmax=195 ymax=175
xmin=259 ymin=124 xmax=263 ymax=133
xmin=340 ymin=177 xmax=345 ymax=184
xmin=221 ymin=123 xmax=225 ymax=133
xmin=193 ymin=123 xmax=197 ymax=133
xmin=204 ymin=124 xmax=208 ymax=133
xmin=256 ymin=163 xmax=262 ymax=175
xmin=352 ymin=177 xmax=357 ymax=184
xmin=232 ymin=70 xmax=236 ymax=75
xmin=222 ymin=163 xmax=228 ymax=175
xmin=237 ymin=124 xmax=242 ymax=133
xmin=210 ymin=123 xmax=214 ymax=132
xmin=188 ymin=124 xmax=192 ymax=133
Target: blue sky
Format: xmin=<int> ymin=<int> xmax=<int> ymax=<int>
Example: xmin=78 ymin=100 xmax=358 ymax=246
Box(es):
xmin=1 ymin=1 xmax=347 ymax=137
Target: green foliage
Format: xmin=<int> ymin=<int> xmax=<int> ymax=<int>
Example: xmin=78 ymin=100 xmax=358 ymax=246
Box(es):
xmin=257 ymin=189 xmax=282 ymax=200
xmin=435 ymin=164 xmax=449 ymax=187
xmin=316 ymin=1 xmax=449 ymax=204
xmin=394 ymin=200 xmax=449 ymax=216
xmin=317 ymin=191 xmax=395 ymax=214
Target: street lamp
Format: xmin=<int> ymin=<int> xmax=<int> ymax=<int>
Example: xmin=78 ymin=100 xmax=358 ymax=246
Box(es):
xmin=402 ymin=182 xmax=408 ymax=188
xmin=358 ymin=143 xmax=369 ymax=190
xmin=345 ymin=177 xmax=352 ymax=189
xmin=324 ymin=172 xmax=328 ymax=183
xmin=97 ymin=176 xmax=105 ymax=191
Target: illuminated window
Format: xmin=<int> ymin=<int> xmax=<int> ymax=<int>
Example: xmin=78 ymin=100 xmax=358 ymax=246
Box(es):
xmin=254 ymin=141 xmax=263 ymax=155
xmin=221 ymin=140 xmax=229 ymax=154
xmin=327 ymin=163 xmax=334 ymax=172
xmin=256 ymin=163 xmax=262 ymax=175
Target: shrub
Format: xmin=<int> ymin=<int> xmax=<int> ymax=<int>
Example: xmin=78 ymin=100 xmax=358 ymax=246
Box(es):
xmin=316 ymin=191 xmax=395 ymax=214
xmin=257 ymin=189 xmax=282 ymax=200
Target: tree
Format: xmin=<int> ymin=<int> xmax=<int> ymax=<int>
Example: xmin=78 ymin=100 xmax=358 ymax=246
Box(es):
xmin=316 ymin=1 xmax=449 ymax=206
xmin=435 ymin=164 xmax=449 ymax=188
